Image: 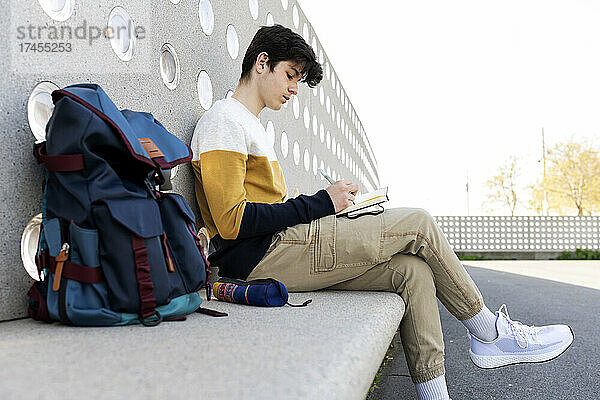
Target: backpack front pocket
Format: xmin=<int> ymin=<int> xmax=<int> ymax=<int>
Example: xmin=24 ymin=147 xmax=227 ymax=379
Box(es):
xmin=157 ymin=193 xmax=207 ymax=294
xmin=91 ymin=197 xmax=170 ymax=315
xmin=62 ymin=220 xmax=130 ymax=326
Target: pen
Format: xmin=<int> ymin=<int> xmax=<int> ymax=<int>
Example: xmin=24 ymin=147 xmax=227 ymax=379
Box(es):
xmin=317 ymin=168 xmax=335 ymax=185
xmin=318 ymin=168 xmax=355 ymax=205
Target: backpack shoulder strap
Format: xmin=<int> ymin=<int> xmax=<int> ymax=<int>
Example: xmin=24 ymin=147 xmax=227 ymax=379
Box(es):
xmin=33 ymin=142 xmax=84 ymax=172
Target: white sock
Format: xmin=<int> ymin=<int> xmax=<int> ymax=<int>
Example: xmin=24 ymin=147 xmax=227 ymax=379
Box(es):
xmin=415 ymin=374 xmax=450 ymax=400
xmin=461 ymin=305 xmax=498 ymax=341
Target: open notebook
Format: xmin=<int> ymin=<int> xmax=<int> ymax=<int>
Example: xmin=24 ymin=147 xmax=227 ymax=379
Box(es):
xmin=336 ymin=186 xmax=389 ymax=218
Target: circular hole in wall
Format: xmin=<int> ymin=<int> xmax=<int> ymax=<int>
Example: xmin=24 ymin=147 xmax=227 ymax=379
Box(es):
xmin=197 ymin=70 xmax=213 ymax=110
xmin=293 ymin=141 xmax=300 ymax=165
xmin=226 ymin=24 xmax=239 ymax=59
xmin=21 ymin=213 xmax=43 ymax=281
xmin=281 ymin=131 xmax=288 ymax=158
xmin=160 ymin=43 xmax=180 ymax=90
xmin=198 ymin=0 xmax=215 ymax=35
xmin=170 ymin=165 xmax=179 ymax=179
xmin=248 ymin=0 xmax=259 ymax=20
xmin=303 ymin=106 xmax=310 ymax=128
xmin=37 ymin=0 xmax=74 ymax=21
xmin=303 ymin=149 xmax=310 ymax=171
xmin=292 ymin=96 xmax=300 ymax=119
xmin=292 ymin=5 xmax=299 ymax=28
xmin=108 ymin=6 xmax=136 ymax=61
xmin=27 ymin=81 xmax=59 ymax=143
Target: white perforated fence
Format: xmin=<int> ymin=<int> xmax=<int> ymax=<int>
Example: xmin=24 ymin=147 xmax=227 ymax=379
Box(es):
xmin=433 ymin=216 xmax=600 ymax=251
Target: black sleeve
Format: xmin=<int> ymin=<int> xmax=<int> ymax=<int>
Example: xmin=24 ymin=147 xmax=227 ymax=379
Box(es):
xmin=236 ymin=189 xmax=335 ymax=239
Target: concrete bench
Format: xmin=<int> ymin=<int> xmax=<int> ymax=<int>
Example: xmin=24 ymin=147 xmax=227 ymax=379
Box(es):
xmin=0 ymin=291 xmax=404 ymax=399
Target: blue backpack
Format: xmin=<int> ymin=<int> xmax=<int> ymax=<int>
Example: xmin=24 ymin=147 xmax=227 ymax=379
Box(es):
xmin=28 ymin=83 xmax=215 ymax=326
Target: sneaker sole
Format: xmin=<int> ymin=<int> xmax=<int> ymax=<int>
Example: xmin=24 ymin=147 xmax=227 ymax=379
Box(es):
xmin=469 ymin=326 xmax=574 ymax=369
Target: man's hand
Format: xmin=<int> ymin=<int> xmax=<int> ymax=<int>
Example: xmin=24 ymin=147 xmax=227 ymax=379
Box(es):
xmin=325 ymin=180 xmax=359 ymax=213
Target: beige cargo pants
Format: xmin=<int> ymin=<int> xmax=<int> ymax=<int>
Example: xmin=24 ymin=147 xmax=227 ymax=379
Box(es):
xmin=246 ymin=207 xmax=484 ymax=383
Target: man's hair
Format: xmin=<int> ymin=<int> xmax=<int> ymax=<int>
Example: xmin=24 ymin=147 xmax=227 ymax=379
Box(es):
xmin=240 ymin=24 xmax=323 ymax=88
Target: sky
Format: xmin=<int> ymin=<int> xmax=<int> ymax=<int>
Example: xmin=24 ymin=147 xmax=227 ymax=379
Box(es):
xmin=298 ymin=0 xmax=600 ymax=216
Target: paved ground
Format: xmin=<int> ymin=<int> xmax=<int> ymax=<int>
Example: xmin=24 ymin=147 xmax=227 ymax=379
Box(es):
xmin=466 ymin=260 xmax=600 ymax=290
xmin=366 ymin=262 xmax=600 ymax=400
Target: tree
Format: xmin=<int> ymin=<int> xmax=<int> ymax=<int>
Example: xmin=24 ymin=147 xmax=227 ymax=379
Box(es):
xmin=531 ymin=138 xmax=600 ymax=216
xmin=484 ymin=155 xmax=521 ymax=216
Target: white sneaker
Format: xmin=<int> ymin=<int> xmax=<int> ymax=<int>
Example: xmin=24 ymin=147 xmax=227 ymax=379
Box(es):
xmin=468 ymin=304 xmax=574 ymax=369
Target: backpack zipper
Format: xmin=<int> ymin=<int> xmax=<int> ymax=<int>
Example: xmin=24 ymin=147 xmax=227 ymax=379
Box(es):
xmin=52 ymin=243 xmax=70 ymax=291
xmin=163 ymin=234 xmax=190 ymax=293
xmin=161 ymin=233 xmax=175 ymax=273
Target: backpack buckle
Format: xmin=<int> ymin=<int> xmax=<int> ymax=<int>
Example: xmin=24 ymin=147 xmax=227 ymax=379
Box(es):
xmin=144 ymin=171 xmax=158 ymax=200
xmin=144 ymin=168 xmax=172 ymax=198
xmin=140 ymin=311 xmax=163 ymax=327
xmin=156 ymin=168 xmax=172 ymax=191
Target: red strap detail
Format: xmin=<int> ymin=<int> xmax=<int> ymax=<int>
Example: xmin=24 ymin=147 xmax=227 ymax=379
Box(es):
xmin=131 ymin=234 xmax=158 ymax=320
xmin=34 ymin=142 xmax=84 ymax=172
xmin=195 ymin=307 xmax=228 ymax=317
xmin=187 ymin=223 xmax=211 ymax=268
xmin=47 ymin=256 xmax=104 ymax=283
xmin=164 ymin=316 xmax=187 ymax=321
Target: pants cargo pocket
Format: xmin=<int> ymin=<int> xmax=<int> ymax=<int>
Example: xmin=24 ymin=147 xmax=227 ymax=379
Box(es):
xmin=334 ymin=212 xmax=383 ymax=267
xmin=267 ymin=231 xmax=283 ymax=253
xmin=312 ymin=215 xmax=336 ymax=273
xmin=279 ymin=220 xmax=312 ymax=244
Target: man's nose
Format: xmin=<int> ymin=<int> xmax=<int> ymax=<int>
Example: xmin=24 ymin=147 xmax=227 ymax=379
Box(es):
xmin=289 ymin=83 xmax=298 ymax=95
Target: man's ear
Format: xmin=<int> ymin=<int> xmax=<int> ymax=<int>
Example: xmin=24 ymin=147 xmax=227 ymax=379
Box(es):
xmin=255 ymin=52 xmax=269 ymax=73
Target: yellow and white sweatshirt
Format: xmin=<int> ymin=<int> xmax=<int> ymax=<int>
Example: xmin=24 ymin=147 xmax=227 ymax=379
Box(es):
xmin=190 ymin=97 xmax=334 ymax=279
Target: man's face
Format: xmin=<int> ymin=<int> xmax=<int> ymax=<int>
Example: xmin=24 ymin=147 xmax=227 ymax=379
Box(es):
xmin=258 ymin=60 xmax=302 ymax=111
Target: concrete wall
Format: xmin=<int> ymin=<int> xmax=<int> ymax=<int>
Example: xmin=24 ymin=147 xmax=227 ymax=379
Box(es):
xmin=0 ymin=0 xmax=380 ymax=321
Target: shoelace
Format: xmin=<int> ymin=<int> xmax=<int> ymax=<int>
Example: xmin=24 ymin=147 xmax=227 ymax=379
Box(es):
xmin=498 ymin=304 xmax=538 ymax=349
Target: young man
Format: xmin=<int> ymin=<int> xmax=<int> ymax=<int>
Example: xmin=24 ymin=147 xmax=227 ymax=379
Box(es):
xmin=191 ymin=24 xmax=574 ymax=400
